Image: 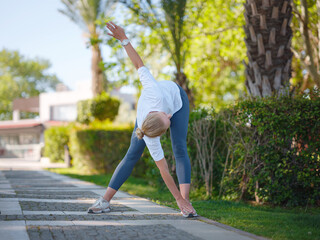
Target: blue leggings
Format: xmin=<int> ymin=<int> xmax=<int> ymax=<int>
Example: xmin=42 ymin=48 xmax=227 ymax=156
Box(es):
xmin=108 ymin=84 xmax=191 ymax=190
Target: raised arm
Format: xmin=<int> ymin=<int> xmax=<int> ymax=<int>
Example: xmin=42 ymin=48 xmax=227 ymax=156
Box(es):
xmin=106 ymin=21 xmax=144 ymax=70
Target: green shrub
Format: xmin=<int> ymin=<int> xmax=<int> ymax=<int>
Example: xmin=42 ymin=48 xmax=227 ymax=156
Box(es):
xmin=221 ymin=93 xmax=320 ymax=206
xmin=188 ymin=108 xmax=226 ymax=195
xmin=69 ymin=125 xmax=149 ymax=176
xmin=76 ymin=91 xmax=120 ymax=124
xmin=44 ymin=126 xmax=70 ymax=163
xmin=91 ymin=92 xmax=120 ymax=121
xmin=77 ymin=99 xmax=93 ymax=125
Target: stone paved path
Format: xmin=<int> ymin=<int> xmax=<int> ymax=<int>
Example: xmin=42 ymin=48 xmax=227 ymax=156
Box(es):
xmin=0 ymin=169 xmax=267 ymax=240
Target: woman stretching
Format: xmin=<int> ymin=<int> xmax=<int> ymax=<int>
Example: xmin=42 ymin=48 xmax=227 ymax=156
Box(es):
xmin=87 ymin=21 xmax=197 ymax=218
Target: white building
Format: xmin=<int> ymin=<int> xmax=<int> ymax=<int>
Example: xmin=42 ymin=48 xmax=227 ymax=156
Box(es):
xmin=0 ymin=83 xmax=136 ymax=160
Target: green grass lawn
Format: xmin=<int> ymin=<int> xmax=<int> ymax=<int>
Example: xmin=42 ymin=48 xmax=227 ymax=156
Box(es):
xmin=48 ymin=167 xmax=320 ymax=240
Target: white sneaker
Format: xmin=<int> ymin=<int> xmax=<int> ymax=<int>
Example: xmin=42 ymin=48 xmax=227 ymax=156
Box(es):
xmin=87 ymin=196 xmax=111 ymax=214
xmin=181 ymin=210 xmax=198 ymax=218
xmin=181 ymin=201 xmax=198 ymax=218
xmin=181 ymin=211 xmax=194 ymax=218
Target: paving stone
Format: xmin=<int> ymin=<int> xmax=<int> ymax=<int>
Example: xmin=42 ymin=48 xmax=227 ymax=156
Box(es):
xmin=27 ymin=224 xmax=202 ymax=240
xmin=2 ymin=170 xmax=48 ymax=179
xmin=0 ymin=213 xmax=187 ymax=221
xmin=0 ymin=193 xmax=99 ymax=200
xmin=0 ymin=221 xmax=29 ymax=240
xmin=19 ymin=201 xmax=136 ymax=212
xmin=1 ymin=190 xmax=101 ymax=199
xmin=8 ymin=179 xmax=57 ymax=183
xmin=0 ymin=199 xmax=22 ymax=215
xmin=12 ymin=183 xmax=76 ymax=188
xmin=15 ymin=190 xmax=99 ymax=195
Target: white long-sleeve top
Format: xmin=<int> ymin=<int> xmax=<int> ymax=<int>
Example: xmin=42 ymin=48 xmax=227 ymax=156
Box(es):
xmin=137 ymin=66 xmax=183 ymax=161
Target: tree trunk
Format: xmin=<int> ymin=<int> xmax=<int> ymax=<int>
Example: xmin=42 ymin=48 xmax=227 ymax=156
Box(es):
xmin=91 ymin=43 xmax=104 ymax=96
xmin=318 ymin=0 xmax=320 ymax=71
xmin=174 ymin=72 xmax=195 ymax=108
xmin=240 ymin=172 xmax=248 ymax=200
xmin=243 ymin=0 xmax=294 ymax=98
xmin=254 ymin=180 xmax=260 ymax=203
xmin=299 ymin=0 xmax=320 ymax=87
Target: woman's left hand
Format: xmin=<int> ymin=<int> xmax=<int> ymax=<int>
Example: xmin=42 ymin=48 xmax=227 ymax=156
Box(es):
xmin=106 ymin=21 xmax=127 ymax=41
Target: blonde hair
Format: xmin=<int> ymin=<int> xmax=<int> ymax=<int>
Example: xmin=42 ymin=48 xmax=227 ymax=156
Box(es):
xmin=135 ymin=112 xmax=168 ymax=139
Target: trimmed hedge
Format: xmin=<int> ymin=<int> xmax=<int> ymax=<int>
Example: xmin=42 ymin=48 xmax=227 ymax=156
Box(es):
xmin=220 ymin=93 xmax=320 ymax=206
xmin=44 ymin=126 xmax=70 ymax=163
xmin=69 ymin=126 xmax=149 ymax=176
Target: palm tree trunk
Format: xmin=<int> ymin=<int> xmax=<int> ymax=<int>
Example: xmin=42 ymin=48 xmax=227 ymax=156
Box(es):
xmin=91 ymin=44 xmax=104 ymax=96
xmin=243 ymin=0 xmax=294 ymax=98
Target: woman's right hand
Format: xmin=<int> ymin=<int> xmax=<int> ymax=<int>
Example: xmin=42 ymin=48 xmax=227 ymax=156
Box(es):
xmin=176 ymin=198 xmax=196 ymax=214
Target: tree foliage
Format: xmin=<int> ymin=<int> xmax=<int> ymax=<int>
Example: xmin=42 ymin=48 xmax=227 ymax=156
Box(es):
xmin=101 ymin=0 xmax=247 ymax=110
xmin=184 ymin=0 xmax=247 ymax=110
xmin=0 ymin=48 xmax=60 ymax=120
xmin=98 ymin=0 xmax=318 ymax=109
xmin=117 ymin=0 xmax=199 ymax=106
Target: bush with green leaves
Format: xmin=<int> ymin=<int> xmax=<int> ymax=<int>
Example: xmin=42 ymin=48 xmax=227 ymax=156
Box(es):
xmin=44 ymin=126 xmax=70 ymax=163
xmin=69 ymin=125 xmax=149 ymax=176
xmin=220 ymin=92 xmax=320 ymax=207
xmin=76 ymin=91 xmax=120 ymax=124
xmin=91 ymin=92 xmax=120 ymax=121
xmin=77 ymin=99 xmax=93 ymax=125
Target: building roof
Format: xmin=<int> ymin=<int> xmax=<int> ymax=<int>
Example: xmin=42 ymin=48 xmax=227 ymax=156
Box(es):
xmin=13 ymin=96 xmax=39 ymax=112
xmin=0 ymin=119 xmax=71 ymax=129
xmin=0 ymin=120 xmax=42 ymax=129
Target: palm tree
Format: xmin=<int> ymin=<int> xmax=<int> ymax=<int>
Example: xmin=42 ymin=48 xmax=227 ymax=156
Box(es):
xmin=243 ymin=0 xmax=294 ymax=97
xmin=59 ymin=0 xmax=115 ymax=96
xmin=120 ymin=0 xmax=200 ymax=107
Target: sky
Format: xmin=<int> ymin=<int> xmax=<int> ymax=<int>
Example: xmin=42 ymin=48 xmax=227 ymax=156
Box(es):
xmin=0 ymin=0 xmax=128 ymax=92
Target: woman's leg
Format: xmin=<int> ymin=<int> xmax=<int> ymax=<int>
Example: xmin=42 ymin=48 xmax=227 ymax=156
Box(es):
xmin=103 ymin=121 xmax=146 ymax=202
xmin=169 ymin=85 xmax=191 ymax=201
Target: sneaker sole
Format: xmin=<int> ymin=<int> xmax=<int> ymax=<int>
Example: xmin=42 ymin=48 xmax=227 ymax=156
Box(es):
xmin=181 ymin=211 xmax=198 ymax=218
xmin=88 ymin=208 xmax=111 ymax=214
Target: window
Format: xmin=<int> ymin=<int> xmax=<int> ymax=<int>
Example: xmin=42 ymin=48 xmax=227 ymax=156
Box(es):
xmin=0 ymin=134 xmax=39 ymax=146
xmin=1 ymin=136 xmax=19 ymax=145
xmin=19 ymin=134 xmax=39 ymax=144
xmin=50 ymin=104 xmax=77 ymax=121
